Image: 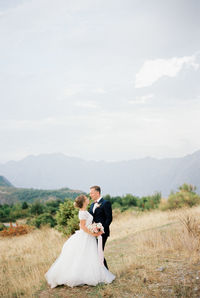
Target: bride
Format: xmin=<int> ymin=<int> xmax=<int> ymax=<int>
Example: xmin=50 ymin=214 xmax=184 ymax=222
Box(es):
xmin=45 ymin=194 xmax=115 ymax=288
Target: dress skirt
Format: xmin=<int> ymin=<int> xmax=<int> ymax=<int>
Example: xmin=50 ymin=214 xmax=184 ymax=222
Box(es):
xmin=45 ymin=229 xmax=115 ymax=288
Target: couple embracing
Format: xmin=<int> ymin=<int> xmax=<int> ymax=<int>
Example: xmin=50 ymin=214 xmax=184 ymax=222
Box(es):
xmin=45 ymin=185 xmax=115 ymax=288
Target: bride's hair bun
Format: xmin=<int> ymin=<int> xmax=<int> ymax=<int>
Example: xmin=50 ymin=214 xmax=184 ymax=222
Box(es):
xmin=74 ymin=195 xmax=86 ymax=209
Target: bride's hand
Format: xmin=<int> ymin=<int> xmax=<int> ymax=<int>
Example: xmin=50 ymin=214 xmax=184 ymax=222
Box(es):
xmin=94 ymin=231 xmax=103 ymax=237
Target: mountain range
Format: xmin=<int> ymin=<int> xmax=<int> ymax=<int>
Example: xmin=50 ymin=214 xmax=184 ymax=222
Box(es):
xmin=0 ymin=150 xmax=200 ymax=197
xmin=0 ymin=175 xmax=13 ymax=187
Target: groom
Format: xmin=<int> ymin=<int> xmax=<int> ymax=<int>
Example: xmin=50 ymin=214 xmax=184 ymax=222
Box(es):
xmin=89 ymin=185 xmax=112 ymax=269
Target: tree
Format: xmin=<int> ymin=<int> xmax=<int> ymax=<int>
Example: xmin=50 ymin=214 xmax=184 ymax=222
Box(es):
xmin=30 ymin=201 xmax=44 ymax=215
xmin=55 ymin=200 xmax=79 ymax=235
xmin=179 ymin=183 xmax=196 ymax=193
xmin=165 ymin=184 xmax=200 ymax=210
xmin=122 ymin=194 xmax=138 ymax=207
xmin=27 ymin=213 xmax=56 ymax=228
xmin=22 ymin=201 xmax=29 ymax=209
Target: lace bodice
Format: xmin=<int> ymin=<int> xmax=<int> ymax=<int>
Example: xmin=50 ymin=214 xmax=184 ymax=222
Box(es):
xmin=78 ymin=211 xmax=93 ymax=227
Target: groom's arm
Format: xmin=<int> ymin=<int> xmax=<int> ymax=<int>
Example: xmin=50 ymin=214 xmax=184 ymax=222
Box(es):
xmin=103 ymin=201 xmax=112 ymax=228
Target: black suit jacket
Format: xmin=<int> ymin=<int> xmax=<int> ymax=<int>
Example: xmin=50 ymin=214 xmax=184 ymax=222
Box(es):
xmin=89 ymin=198 xmax=112 ymax=237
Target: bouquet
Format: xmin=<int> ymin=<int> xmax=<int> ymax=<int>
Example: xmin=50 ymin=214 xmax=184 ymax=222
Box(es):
xmin=88 ymin=222 xmax=104 ymax=234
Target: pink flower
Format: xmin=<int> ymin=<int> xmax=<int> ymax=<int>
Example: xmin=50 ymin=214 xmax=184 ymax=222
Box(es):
xmin=88 ymin=223 xmax=104 ymax=234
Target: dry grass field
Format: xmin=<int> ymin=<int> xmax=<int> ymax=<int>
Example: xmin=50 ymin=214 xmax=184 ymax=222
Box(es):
xmin=1 ymin=206 xmax=200 ymax=297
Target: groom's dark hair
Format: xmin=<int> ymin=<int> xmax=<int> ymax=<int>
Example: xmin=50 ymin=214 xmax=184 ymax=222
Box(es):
xmin=90 ymin=185 xmax=101 ymax=194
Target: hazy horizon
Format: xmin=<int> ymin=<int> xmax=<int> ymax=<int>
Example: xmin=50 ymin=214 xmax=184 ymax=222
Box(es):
xmin=1 ymin=148 xmax=200 ymax=165
xmin=1 ymin=148 xmax=200 ymax=196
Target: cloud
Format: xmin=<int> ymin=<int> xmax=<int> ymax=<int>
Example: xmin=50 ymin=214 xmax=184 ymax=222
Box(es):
xmin=92 ymin=88 xmax=107 ymax=94
xmin=64 ymin=88 xmax=80 ymax=97
xmin=128 ymin=94 xmax=154 ymax=105
xmin=1 ymin=1 xmax=200 ymax=163
xmin=135 ymin=55 xmax=199 ymax=88
xmin=0 ymin=117 xmax=74 ymax=131
xmin=62 ymin=86 xmax=107 ymax=99
xmin=74 ymin=101 xmax=98 ymax=109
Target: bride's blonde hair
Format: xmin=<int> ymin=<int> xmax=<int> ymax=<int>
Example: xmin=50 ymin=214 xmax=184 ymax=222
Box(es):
xmin=74 ymin=195 xmax=86 ymax=209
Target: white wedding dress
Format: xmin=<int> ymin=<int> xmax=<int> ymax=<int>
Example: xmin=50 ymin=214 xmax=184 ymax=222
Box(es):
xmin=45 ymin=210 xmax=115 ymax=288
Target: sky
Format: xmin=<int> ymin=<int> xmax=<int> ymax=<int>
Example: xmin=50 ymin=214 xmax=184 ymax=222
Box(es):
xmin=1 ymin=0 xmax=200 ymax=163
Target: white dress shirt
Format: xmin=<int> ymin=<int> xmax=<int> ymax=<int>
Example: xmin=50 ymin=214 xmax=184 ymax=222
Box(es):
xmin=93 ymin=197 xmax=102 ymax=213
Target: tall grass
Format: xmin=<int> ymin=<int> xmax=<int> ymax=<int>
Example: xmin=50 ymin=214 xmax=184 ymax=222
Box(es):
xmin=1 ymin=206 xmax=200 ymax=297
xmin=0 ymin=227 xmax=66 ymax=297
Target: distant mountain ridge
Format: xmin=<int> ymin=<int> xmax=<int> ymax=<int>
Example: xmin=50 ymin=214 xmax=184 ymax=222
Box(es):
xmin=0 ymin=176 xmax=13 ymax=187
xmin=1 ymin=151 xmax=200 ymax=197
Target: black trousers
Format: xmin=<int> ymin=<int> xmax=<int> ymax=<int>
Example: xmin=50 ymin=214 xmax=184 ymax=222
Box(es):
xmin=101 ymin=234 xmax=109 ymax=269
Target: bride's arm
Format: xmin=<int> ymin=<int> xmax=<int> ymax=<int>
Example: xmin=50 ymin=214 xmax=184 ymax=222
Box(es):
xmin=79 ymin=219 xmax=102 ymax=237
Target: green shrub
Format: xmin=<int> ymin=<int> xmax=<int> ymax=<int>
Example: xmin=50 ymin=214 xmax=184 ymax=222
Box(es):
xmin=0 ymin=204 xmax=11 ymax=222
xmin=0 ymin=223 xmax=6 ymax=231
xmin=112 ymin=202 xmax=121 ymax=209
xmin=27 ymin=213 xmax=56 ymax=228
xmin=22 ymin=201 xmax=29 ymax=209
xmin=122 ymin=194 xmax=138 ymax=207
xmin=30 ymin=201 xmax=45 ymax=215
xmin=65 ymin=215 xmax=80 ymax=235
xmin=10 ymin=208 xmax=29 ymax=220
xmin=179 ymin=183 xmax=196 ymax=192
xmin=45 ymin=199 xmax=62 ymax=214
xmin=105 ymin=192 xmax=161 ymax=211
xmin=137 ymin=192 xmax=161 ymax=210
xmin=55 ymin=200 xmax=79 ymax=236
xmin=163 ymin=183 xmax=200 ymax=210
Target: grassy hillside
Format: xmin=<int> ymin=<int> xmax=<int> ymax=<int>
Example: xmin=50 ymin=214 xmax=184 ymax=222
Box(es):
xmin=1 ymin=207 xmax=200 ymax=297
xmin=0 ymin=186 xmax=85 ymax=205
